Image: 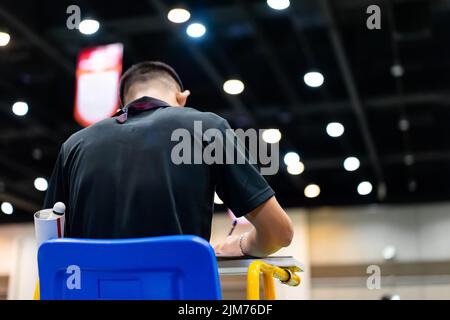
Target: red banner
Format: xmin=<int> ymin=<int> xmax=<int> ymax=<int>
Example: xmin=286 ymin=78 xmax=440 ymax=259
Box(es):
xmin=74 ymin=43 xmax=123 ymax=127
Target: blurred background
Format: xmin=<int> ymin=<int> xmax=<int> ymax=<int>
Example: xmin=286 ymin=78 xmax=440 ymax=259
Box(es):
xmin=1 ymin=0 xmax=450 ymax=299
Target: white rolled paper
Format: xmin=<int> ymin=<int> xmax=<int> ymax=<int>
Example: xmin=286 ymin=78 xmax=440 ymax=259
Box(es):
xmin=34 ymin=202 xmax=66 ymax=248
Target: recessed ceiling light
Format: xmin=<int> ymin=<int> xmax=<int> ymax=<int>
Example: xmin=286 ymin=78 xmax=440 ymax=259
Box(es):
xmin=1 ymin=202 xmax=13 ymax=215
xmin=0 ymin=32 xmax=11 ymax=47
xmin=343 ymin=157 xmax=360 ymax=172
xmin=398 ymin=118 xmax=410 ymax=132
xmin=287 ymin=162 xmax=304 ymax=175
xmin=304 ymin=184 xmax=320 ymax=198
xmin=390 ymin=64 xmax=404 ymax=78
xmin=408 ymin=180 xmax=417 ymax=192
xmin=167 ymin=8 xmax=191 ymax=23
xmin=357 ymin=181 xmax=373 ymax=196
xmin=186 ymin=23 xmax=206 ymax=38
xmin=326 ymin=122 xmax=344 ymax=138
xmin=34 ymin=177 xmax=48 ymax=192
xmin=223 ymin=79 xmax=245 ymax=95
xmin=32 ymin=148 xmax=43 ymax=161
xmin=79 ymin=19 xmax=100 ymax=35
xmin=267 ymin=0 xmax=290 ymax=10
xmin=304 ymin=71 xmax=324 ymax=88
xmin=284 ymin=152 xmax=300 ymax=166
xmin=262 ymin=129 xmax=281 ymax=144
xmin=12 ymin=101 xmax=29 ymax=116
xmin=404 ymin=154 xmax=414 ymax=166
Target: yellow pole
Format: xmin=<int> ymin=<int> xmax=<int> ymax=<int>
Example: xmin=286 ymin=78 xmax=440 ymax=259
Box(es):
xmin=247 ymin=261 xmax=261 ymax=300
xmin=33 ymin=281 xmax=40 ymax=300
xmin=262 ymin=270 xmax=276 ymax=300
xmin=247 ymin=260 xmax=301 ymax=300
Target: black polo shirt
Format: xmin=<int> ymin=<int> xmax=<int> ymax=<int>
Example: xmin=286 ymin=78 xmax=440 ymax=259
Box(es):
xmin=44 ymin=97 xmax=274 ymax=240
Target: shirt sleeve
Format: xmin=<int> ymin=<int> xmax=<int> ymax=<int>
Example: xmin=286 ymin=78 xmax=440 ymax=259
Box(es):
xmin=214 ymin=119 xmax=275 ymax=217
xmin=43 ymin=146 xmax=69 ymax=210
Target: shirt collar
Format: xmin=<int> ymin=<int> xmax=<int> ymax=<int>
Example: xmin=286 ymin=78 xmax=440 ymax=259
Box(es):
xmin=114 ymin=96 xmax=171 ymax=124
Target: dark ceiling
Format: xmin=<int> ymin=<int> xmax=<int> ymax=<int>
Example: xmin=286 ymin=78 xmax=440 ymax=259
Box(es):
xmin=1 ymin=0 xmax=450 ymax=223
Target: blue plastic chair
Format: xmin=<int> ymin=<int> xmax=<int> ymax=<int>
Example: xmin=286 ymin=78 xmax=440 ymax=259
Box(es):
xmin=37 ymin=235 xmax=222 ymax=300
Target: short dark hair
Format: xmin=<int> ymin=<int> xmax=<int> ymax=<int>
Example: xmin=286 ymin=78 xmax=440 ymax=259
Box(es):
xmin=119 ymin=61 xmax=184 ymax=105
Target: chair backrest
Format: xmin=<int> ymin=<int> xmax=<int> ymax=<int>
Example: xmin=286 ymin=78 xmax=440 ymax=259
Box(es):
xmin=38 ymin=235 xmax=221 ymax=300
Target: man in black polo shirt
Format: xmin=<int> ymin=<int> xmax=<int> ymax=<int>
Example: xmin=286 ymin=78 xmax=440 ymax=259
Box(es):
xmin=44 ymin=61 xmax=293 ymax=257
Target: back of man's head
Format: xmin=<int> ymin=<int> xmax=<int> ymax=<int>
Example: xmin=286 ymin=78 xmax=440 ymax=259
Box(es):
xmin=119 ymin=61 xmax=185 ymax=106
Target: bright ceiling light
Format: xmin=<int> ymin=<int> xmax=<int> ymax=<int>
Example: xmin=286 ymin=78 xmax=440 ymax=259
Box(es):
xmin=404 ymin=154 xmax=414 ymax=166
xmin=1 ymin=202 xmax=13 ymax=215
xmin=34 ymin=177 xmax=48 ymax=192
xmin=284 ymin=152 xmax=300 ymax=166
xmin=267 ymin=0 xmax=290 ymax=10
xmin=223 ymin=79 xmax=245 ymax=95
xmin=214 ymin=192 xmax=224 ymax=205
xmin=79 ymin=19 xmax=100 ymax=35
xmin=343 ymin=157 xmax=360 ymax=172
xmin=326 ymin=122 xmax=345 ymax=138
xmin=390 ymin=64 xmax=404 ymax=78
xmin=186 ymin=23 xmax=206 ymax=38
xmin=358 ymin=181 xmax=373 ymax=196
xmin=262 ymin=129 xmax=281 ymax=144
xmin=304 ymin=184 xmax=320 ymax=198
xmin=304 ymin=71 xmax=324 ymax=88
xmin=12 ymin=101 xmax=29 ymax=116
xmin=167 ymin=8 xmax=191 ymax=23
xmin=287 ymin=161 xmax=304 ymax=175
xmin=0 ymin=32 xmax=11 ymax=47
xmin=398 ymin=118 xmax=410 ymax=132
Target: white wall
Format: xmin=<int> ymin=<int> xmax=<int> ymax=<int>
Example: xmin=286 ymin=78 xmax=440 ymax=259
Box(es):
xmin=0 ymin=223 xmax=37 ymax=300
xmin=309 ymin=203 xmax=450 ymax=265
xmin=7 ymin=236 xmax=38 ymax=300
xmin=308 ymin=202 xmax=450 ymax=300
xmin=312 ymin=276 xmax=450 ymax=300
xmin=0 ymin=224 xmax=35 ymax=275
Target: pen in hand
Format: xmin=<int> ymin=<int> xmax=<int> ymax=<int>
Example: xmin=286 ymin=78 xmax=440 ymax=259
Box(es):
xmin=227 ymin=219 xmax=238 ymax=236
xmin=214 ymin=220 xmax=242 ymax=257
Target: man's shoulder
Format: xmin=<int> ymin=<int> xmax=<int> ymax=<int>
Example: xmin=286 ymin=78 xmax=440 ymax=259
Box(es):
xmin=62 ymin=107 xmax=229 ymax=148
xmin=63 ymin=117 xmax=115 ymax=149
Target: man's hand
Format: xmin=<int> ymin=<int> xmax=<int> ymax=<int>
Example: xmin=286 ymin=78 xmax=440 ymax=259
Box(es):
xmin=213 ymin=235 xmax=244 ymax=257
xmin=214 ymin=197 xmax=293 ymax=258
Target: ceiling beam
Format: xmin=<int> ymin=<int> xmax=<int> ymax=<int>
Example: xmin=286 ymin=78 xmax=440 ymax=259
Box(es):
xmin=0 ymin=4 xmax=74 ymax=75
xmin=0 ymin=192 xmax=40 ymax=213
xmin=252 ymin=92 xmax=450 ymax=118
xmin=239 ymin=1 xmax=303 ymax=110
xmin=320 ymin=0 xmax=386 ymax=200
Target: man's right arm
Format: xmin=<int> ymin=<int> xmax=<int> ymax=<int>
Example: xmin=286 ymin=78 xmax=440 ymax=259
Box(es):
xmin=242 ymin=196 xmax=293 ymax=257
xmin=212 ymin=117 xmax=294 ymax=257
xmin=214 ymin=196 xmax=293 ymax=257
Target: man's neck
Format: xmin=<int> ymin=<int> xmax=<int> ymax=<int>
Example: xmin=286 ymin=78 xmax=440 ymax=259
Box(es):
xmin=126 ymin=91 xmax=176 ymax=106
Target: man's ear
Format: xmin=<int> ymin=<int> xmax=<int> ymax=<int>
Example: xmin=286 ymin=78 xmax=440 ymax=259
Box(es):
xmin=176 ymin=90 xmax=190 ymax=107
